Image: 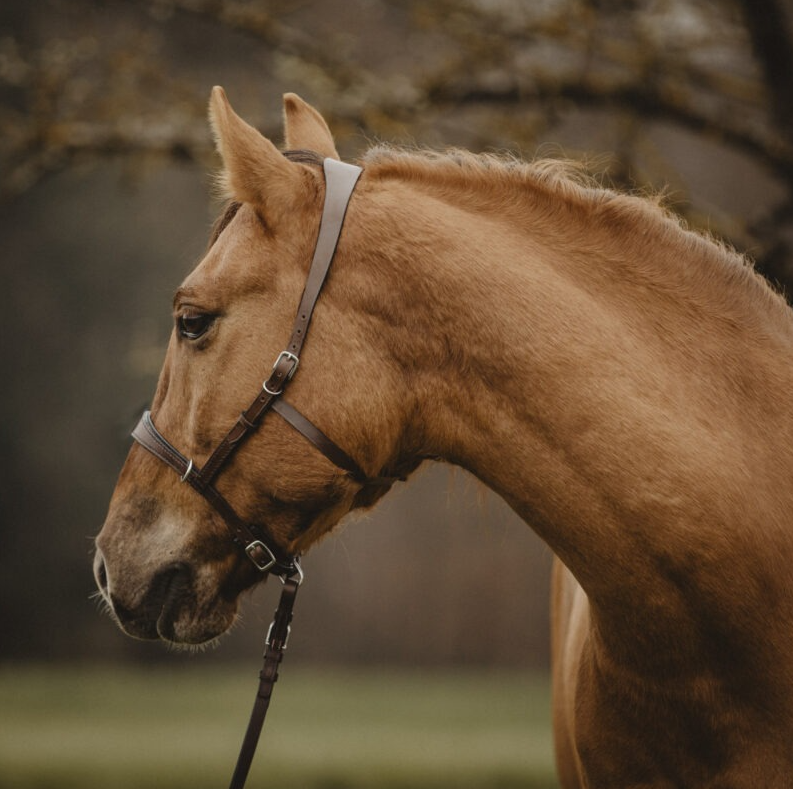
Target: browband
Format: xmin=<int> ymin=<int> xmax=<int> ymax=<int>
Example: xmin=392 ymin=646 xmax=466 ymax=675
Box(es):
xmin=131 ymin=158 xmax=365 ymax=577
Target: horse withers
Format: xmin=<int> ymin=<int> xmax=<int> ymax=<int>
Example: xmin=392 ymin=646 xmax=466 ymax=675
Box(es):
xmin=94 ymin=87 xmax=793 ymax=787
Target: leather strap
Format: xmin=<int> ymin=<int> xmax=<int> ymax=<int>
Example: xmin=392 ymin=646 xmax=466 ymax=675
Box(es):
xmin=228 ymin=577 xmax=300 ymax=789
xmin=127 ymin=157 xmax=403 ymax=789
xmin=198 ymin=387 xmax=280 ymax=486
xmin=272 ymin=399 xmax=366 ymax=481
xmin=127 ymin=158 xmax=373 ymax=789
xmin=280 ymin=158 xmax=363 ymax=362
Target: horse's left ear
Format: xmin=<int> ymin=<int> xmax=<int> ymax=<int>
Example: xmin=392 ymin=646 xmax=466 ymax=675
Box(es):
xmin=209 ymin=86 xmax=308 ymax=217
xmin=283 ymin=93 xmax=340 ymax=160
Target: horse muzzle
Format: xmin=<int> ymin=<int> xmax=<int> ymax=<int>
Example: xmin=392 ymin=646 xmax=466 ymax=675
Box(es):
xmin=93 ymin=551 xmax=216 ymax=643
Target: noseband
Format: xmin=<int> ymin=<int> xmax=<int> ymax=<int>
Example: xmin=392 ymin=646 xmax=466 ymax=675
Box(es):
xmin=131 ymin=157 xmax=365 ymax=579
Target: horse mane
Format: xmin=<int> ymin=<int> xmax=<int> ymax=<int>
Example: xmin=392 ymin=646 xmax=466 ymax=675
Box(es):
xmin=360 ymin=145 xmax=792 ymax=334
xmin=363 ymin=144 xmax=612 ymax=209
xmin=359 ymin=144 xmax=713 ymax=252
xmin=207 ymin=143 xmax=789 ymax=333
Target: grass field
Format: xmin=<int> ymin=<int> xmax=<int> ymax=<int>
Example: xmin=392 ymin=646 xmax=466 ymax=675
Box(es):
xmin=0 ymin=663 xmax=558 ymax=789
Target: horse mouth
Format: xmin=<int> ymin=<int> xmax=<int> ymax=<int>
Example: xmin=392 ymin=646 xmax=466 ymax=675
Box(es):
xmin=154 ymin=564 xmax=195 ymax=641
xmin=111 ymin=563 xmax=194 ymax=642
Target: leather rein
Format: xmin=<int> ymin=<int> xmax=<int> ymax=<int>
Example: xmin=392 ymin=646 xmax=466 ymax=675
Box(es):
xmin=129 ymin=157 xmax=372 ymax=789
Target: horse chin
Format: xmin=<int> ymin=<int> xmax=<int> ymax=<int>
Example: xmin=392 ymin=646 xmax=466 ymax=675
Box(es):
xmin=157 ymin=580 xmax=241 ymax=648
xmin=156 ymin=605 xmax=237 ymax=648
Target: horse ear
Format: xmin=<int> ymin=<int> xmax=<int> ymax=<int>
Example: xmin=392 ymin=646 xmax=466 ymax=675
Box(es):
xmin=283 ymin=93 xmax=339 ymax=160
xmin=209 ymin=86 xmax=306 ymax=214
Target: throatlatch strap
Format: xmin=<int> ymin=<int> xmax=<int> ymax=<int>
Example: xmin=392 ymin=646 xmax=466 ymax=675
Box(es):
xmin=272 ymin=398 xmax=366 ymax=481
xmin=228 ymin=577 xmax=300 ymax=789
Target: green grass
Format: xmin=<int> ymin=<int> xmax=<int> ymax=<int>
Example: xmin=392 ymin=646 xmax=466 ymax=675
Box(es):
xmin=0 ymin=663 xmax=558 ymax=789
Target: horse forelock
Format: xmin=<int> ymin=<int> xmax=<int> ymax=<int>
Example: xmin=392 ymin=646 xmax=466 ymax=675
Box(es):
xmin=208 ymin=200 xmax=242 ymax=250
xmin=282 ymin=148 xmax=325 ymax=167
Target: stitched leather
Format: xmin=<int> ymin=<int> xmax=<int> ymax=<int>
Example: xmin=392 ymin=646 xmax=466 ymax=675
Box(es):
xmin=281 ymin=159 xmax=363 ymax=360
xmin=128 ymin=157 xmax=382 ymax=789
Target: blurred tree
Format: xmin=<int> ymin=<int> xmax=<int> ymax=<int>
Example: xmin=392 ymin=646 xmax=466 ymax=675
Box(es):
xmin=3 ymin=0 xmax=793 ymax=282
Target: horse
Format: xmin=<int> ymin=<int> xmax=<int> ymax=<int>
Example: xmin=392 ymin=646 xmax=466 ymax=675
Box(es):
xmin=93 ymin=87 xmax=793 ymax=788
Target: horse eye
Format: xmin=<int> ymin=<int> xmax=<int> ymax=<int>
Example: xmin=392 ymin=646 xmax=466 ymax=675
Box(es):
xmin=177 ymin=313 xmax=214 ymax=340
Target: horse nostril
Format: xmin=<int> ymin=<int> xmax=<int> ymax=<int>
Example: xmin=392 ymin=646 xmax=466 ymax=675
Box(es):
xmin=93 ymin=550 xmax=109 ymax=595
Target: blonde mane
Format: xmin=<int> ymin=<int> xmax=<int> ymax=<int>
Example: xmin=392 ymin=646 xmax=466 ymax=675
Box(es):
xmin=361 ymin=145 xmax=791 ymax=335
xmin=363 ymin=144 xmax=613 ymax=208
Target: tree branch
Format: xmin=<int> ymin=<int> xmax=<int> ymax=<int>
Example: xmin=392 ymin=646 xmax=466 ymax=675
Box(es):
xmin=737 ymin=0 xmax=793 ymax=138
xmin=425 ymin=76 xmax=793 ymax=183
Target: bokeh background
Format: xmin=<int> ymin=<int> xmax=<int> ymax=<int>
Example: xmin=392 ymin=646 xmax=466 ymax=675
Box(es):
xmin=2 ymin=1 xmax=793 ymax=787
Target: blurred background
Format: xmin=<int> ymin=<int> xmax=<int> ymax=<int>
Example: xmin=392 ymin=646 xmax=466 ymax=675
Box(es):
xmin=2 ymin=1 xmax=793 ymax=787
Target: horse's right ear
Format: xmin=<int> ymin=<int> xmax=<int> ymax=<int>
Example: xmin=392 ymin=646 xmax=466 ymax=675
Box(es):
xmin=209 ymin=86 xmax=307 ymax=220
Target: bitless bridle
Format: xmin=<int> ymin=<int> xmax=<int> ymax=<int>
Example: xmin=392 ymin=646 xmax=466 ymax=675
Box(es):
xmin=130 ymin=158 xmax=371 ymax=789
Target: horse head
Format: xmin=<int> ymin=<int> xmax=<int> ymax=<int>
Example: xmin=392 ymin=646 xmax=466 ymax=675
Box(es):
xmin=93 ymin=89 xmax=414 ymax=645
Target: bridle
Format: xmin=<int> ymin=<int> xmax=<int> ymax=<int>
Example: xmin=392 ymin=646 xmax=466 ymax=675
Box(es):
xmin=129 ymin=157 xmax=372 ymax=789
xmin=132 ymin=156 xmax=366 ymax=579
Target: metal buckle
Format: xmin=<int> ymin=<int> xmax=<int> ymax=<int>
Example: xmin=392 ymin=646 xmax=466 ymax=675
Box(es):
xmin=245 ymin=540 xmax=277 ymax=572
xmin=262 ymin=351 xmax=299 ymax=396
xmin=266 ymin=620 xmax=291 ymax=650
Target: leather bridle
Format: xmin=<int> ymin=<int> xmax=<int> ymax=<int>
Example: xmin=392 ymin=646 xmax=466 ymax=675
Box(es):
xmin=131 ymin=157 xmax=365 ymax=579
xmin=128 ymin=157 xmax=371 ymax=789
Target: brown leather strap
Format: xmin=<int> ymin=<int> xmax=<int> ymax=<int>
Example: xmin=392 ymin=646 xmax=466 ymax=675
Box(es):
xmin=279 ymin=158 xmax=364 ymax=363
xmin=198 ymin=387 xmax=279 ymax=486
xmin=272 ymin=398 xmax=367 ymax=481
xmin=127 ymin=157 xmax=406 ymax=789
xmin=128 ymin=158 xmax=370 ymax=789
xmin=132 ymin=409 xmax=193 ymax=480
xmin=228 ymin=577 xmax=300 ymax=789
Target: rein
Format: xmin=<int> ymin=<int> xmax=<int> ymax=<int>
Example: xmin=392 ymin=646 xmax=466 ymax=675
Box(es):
xmin=130 ymin=157 xmax=366 ymax=787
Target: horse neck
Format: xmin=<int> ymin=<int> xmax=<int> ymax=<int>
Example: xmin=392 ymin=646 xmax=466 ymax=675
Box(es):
xmin=346 ymin=171 xmax=793 ymax=601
